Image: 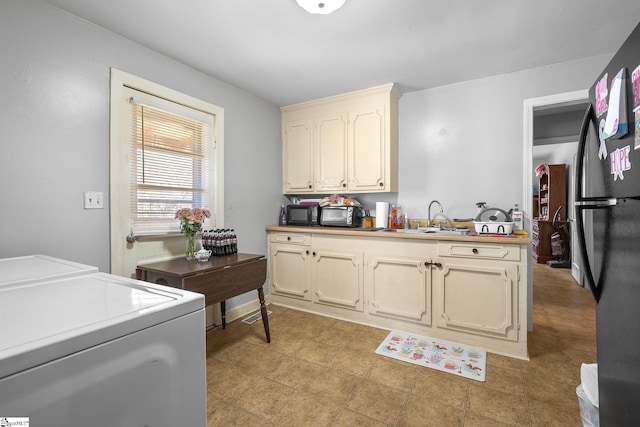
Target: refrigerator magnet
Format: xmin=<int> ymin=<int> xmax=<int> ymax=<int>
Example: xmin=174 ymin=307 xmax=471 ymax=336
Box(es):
xmin=632 ymin=64 xmax=640 ymax=149
xmin=632 ymin=65 xmax=640 ymax=109
xmin=610 ymin=145 xmax=631 ymax=181
xmin=595 ymin=73 xmax=608 ymax=117
xmin=598 ymin=119 xmax=608 ymax=160
xmin=602 ymin=68 xmax=628 ymax=140
xmin=635 ymin=109 xmax=640 ymax=150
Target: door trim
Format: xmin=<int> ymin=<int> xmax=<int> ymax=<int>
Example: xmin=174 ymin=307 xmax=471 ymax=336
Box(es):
xmin=109 ymin=68 xmax=225 ymax=276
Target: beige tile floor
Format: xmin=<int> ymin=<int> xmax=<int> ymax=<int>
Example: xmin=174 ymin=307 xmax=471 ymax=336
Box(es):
xmin=205 ymin=262 xmax=596 ymax=426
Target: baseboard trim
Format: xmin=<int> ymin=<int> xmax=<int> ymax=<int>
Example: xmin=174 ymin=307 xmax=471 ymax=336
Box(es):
xmin=223 ymin=294 xmax=272 ymax=324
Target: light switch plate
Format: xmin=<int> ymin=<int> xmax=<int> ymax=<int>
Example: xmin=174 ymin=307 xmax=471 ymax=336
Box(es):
xmin=84 ymin=191 xmax=104 ymax=209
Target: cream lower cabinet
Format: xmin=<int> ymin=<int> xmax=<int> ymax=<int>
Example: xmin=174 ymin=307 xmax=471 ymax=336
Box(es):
xmin=364 ymin=238 xmax=437 ymax=325
xmin=365 ymin=254 xmax=432 ymax=324
xmin=433 ymin=241 xmax=522 ymax=342
xmin=270 ymin=233 xmax=363 ymax=311
xmin=311 ymin=242 xmax=363 ymax=311
xmin=269 ymin=233 xmax=312 ymax=301
xmin=433 ymin=259 xmax=519 ymax=341
xmin=268 ymin=230 xmax=529 ymax=360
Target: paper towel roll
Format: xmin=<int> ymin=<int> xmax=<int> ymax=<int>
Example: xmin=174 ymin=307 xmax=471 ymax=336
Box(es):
xmin=375 ymin=202 xmax=390 ymax=228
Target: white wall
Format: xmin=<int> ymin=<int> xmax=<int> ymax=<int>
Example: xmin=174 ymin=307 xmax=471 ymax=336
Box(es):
xmin=0 ymin=0 xmax=283 ymax=309
xmin=396 ymin=57 xmax=609 ymax=222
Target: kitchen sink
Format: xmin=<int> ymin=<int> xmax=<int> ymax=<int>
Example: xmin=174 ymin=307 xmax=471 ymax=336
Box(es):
xmin=378 ymin=227 xmax=471 ymax=236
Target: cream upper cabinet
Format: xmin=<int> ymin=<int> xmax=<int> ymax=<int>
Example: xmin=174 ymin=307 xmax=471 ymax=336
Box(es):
xmin=281 ymin=83 xmax=398 ymax=194
xmin=315 ymin=113 xmax=348 ymax=192
xmin=348 ymin=105 xmax=387 ymax=192
xmin=283 ymin=119 xmax=314 ymax=193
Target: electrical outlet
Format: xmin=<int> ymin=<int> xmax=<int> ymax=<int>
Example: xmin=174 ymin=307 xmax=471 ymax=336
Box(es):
xmin=84 ymin=191 xmax=104 ymax=209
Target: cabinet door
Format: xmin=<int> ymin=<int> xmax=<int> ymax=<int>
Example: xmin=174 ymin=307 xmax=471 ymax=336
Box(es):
xmin=283 ymin=119 xmax=314 ymax=193
xmin=315 ymin=113 xmax=348 ymax=193
xmin=348 ymin=106 xmax=386 ymax=192
xmin=433 ymin=258 xmax=519 ymax=341
xmin=270 ymin=244 xmax=311 ymax=300
xmin=366 ymin=254 xmax=431 ymax=324
xmin=311 ymin=248 xmax=363 ymax=311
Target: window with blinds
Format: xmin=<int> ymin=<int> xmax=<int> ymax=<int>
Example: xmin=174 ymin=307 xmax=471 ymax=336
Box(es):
xmin=128 ymin=94 xmax=215 ymax=234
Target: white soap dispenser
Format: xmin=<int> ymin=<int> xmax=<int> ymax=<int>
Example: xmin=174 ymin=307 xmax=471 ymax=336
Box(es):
xmin=512 ymin=203 xmax=523 ymax=230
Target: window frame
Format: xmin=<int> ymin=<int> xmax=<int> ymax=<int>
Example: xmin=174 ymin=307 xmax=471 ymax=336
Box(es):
xmin=109 ymin=69 xmax=224 ymax=272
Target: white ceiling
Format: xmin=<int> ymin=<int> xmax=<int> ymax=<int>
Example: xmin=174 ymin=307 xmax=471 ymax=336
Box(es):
xmin=42 ymin=0 xmax=640 ymax=107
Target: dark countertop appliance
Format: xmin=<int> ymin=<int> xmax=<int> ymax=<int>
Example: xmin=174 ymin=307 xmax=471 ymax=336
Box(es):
xmin=319 ymin=205 xmax=363 ymax=227
xmin=285 ymin=204 xmax=318 ymax=226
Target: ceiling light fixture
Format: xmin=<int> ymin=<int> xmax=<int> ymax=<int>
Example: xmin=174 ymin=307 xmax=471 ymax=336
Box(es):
xmin=296 ymin=0 xmax=346 ymax=15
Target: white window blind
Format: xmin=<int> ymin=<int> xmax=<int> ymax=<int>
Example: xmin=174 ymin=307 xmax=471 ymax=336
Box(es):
xmin=127 ymin=93 xmax=215 ymax=234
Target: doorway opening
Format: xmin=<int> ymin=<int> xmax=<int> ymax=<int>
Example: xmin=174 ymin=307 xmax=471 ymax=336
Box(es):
xmin=523 ymin=90 xmax=589 ymax=330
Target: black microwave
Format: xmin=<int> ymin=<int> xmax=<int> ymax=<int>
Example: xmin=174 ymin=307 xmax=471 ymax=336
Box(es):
xmin=285 ymin=204 xmax=319 ymax=226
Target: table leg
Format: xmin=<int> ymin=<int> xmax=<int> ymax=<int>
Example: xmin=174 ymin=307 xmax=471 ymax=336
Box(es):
xmin=221 ymin=301 xmax=226 ymax=329
xmin=257 ymin=287 xmax=271 ymax=343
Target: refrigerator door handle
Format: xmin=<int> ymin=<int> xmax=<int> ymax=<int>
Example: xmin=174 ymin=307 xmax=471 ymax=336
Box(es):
xmin=574 ymin=105 xmax=596 ymax=202
xmin=574 ymin=105 xmax=603 ymax=302
xmin=575 ymin=204 xmax=604 ymax=302
xmin=575 ymin=199 xmax=618 ymax=207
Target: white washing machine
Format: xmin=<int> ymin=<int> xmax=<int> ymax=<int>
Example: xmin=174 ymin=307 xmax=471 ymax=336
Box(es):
xmin=0 ymin=257 xmax=206 ymax=427
xmin=0 ymin=254 xmax=99 ymax=285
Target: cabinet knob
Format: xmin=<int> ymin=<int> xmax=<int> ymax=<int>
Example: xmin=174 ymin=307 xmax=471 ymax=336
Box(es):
xmin=472 ymin=248 xmax=478 ymax=254
xmin=342 ymin=183 xmax=347 ymax=188
xmin=308 ymin=184 xmax=312 ymax=189
xmin=312 ymin=251 xmax=316 ymax=256
xmin=287 ymin=236 xmax=291 ymax=241
xmin=379 ymin=182 xmax=384 ymax=187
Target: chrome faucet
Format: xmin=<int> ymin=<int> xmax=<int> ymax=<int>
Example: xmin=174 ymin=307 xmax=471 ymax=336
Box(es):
xmin=428 ymin=200 xmax=443 ymax=228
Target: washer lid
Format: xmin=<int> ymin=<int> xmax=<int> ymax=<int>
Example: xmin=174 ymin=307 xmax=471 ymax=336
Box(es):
xmin=0 ymin=272 xmax=204 ymax=379
xmin=0 ymin=254 xmax=98 ymax=286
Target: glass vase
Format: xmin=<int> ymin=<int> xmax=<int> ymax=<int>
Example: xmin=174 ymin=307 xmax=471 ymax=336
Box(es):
xmin=185 ymin=232 xmax=199 ymax=261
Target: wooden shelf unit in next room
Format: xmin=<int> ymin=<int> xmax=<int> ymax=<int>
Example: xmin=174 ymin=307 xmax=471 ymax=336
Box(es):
xmin=533 ymin=163 xmax=566 ymax=264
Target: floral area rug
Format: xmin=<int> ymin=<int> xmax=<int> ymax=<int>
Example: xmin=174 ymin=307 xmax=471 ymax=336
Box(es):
xmin=375 ymin=331 xmax=486 ymax=382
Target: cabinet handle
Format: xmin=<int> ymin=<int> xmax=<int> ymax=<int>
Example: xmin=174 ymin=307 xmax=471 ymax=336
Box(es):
xmin=424 ymin=261 xmax=442 ymax=268
xmin=472 ymin=248 xmax=478 ymax=254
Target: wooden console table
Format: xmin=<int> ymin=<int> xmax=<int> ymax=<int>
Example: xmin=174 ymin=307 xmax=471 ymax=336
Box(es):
xmin=136 ymin=253 xmax=270 ymax=343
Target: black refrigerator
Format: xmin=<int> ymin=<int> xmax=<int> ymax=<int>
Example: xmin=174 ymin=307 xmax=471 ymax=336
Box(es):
xmin=575 ymin=21 xmax=640 ymax=425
